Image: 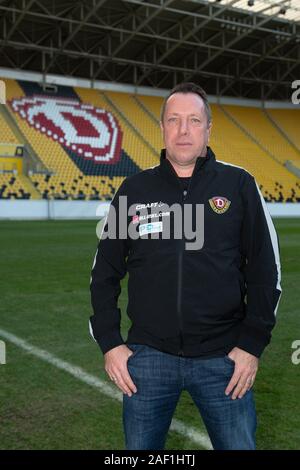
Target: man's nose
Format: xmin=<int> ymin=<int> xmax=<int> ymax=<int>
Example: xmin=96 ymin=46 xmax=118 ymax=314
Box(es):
xmin=179 ymin=120 xmax=189 ymax=134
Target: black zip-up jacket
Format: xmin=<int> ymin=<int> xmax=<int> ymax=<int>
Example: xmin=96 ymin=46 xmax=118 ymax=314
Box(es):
xmin=90 ymin=147 xmax=282 ymax=358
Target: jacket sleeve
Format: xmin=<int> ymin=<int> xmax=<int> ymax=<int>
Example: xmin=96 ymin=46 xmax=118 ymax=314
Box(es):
xmin=89 ymin=181 xmax=129 ymax=355
xmin=237 ymin=174 xmax=282 ymax=358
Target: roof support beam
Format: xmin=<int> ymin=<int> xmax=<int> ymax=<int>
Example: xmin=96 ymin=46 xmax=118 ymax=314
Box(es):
xmin=92 ymin=0 xmax=175 ymax=81
xmin=182 ymin=0 xmax=292 ymax=82
xmin=136 ymin=0 xmax=241 ymax=85
xmin=43 ymin=0 xmax=108 ymax=75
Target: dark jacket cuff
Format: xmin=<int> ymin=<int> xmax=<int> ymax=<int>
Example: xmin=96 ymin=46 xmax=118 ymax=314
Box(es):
xmin=96 ymin=330 xmax=124 ymax=355
xmin=237 ymin=323 xmax=271 ymax=358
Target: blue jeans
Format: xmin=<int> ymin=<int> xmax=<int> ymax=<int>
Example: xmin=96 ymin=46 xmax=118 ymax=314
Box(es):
xmin=123 ymin=344 xmax=257 ymax=450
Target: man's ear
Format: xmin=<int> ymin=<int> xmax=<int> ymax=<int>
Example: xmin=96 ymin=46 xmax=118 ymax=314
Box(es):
xmin=207 ymin=121 xmax=212 ymax=141
xmin=160 ymin=120 xmax=164 ymax=133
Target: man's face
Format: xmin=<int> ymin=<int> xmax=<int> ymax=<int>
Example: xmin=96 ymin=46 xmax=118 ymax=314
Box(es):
xmin=160 ymin=92 xmax=212 ymax=166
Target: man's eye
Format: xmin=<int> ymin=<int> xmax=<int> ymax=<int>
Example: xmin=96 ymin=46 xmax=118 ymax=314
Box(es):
xmin=191 ymin=118 xmax=201 ymax=123
xmin=168 ymin=117 xmax=177 ymax=123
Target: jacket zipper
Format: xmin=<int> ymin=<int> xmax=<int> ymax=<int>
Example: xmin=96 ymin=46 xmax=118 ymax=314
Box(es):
xmin=177 ymin=183 xmax=191 ymax=356
xmin=169 ymin=158 xmax=203 ymax=357
xmin=163 ymin=155 xmax=207 ymax=357
xmin=177 ymin=249 xmax=184 ymax=356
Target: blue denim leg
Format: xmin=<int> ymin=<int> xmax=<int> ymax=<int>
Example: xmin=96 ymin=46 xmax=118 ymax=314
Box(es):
xmin=184 ymin=355 xmax=257 ymax=450
xmin=123 ymin=344 xmax=182 ymax=450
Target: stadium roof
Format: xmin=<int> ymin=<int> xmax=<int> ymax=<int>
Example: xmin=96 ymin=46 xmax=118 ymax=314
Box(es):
xmin=0 ymin=0 xmax=299 ymax=100
xmin=208 ymin=0 xmax=300 ymax=22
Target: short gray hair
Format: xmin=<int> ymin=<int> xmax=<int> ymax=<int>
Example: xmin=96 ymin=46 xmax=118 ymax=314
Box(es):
xmin=161 ymin=82 xmax=212 ymax=125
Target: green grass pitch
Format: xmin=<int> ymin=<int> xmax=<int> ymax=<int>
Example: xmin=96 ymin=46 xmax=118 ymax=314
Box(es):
xmin=0 ymin=218 xmax=299 ymax=449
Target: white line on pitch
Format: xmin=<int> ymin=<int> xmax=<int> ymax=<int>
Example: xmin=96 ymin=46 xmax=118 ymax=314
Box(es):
xmin=0 ymin=328 xmax=212 ymax=450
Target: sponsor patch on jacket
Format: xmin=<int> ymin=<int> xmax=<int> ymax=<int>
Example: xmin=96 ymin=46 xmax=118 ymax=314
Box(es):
xmin=139 ymin=222 xmax=163 ymax=236
xmin=135 ymin=201 xmax=165 ymax=210
xmin=209 ymin=196 xmax=231 ymax=214
xmin=132 ymin=211 xmax=170 ymax=225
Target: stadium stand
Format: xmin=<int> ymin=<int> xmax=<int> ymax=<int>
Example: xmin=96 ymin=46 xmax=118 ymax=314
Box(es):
xmin=0 ymin=112 xmax=19 ymax=144
xmin=103 ymin=90 xmax=162 ymax=156
xmin=136 ymin=95 xmax=163 ymax=122
xmin=0 ymin=173 xmax=31 ymax=199
xmin=265 ymin=108 xmax=300 ymax=152
xmin=4 ymin=79 xmax=140 ymax=200
xmin=0 ymin=90 xmax=40 ymax=199
xmin=74 ymin=87 xmax=159 ymax=169
xmin=223 ymin=105 xmax=300 ymax=165
xmin=210 ymin=104 xmax=300 ymax=202
xmin=0 ymin=77 xmax=299 ymax=202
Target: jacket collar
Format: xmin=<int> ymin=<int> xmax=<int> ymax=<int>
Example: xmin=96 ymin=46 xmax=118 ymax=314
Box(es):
xmin=158 ymin=146 xmax=216 ymax=184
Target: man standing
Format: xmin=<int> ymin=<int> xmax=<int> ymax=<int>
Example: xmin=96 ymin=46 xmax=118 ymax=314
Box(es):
xmin=89 ymin=83 xmax=282 ymax=450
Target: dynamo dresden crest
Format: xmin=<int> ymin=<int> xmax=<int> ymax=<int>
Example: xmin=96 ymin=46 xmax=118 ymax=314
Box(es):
xmin=10 ymin=96 xmax=122 ymax=164
xmin=209 ymin=196 xmax=231 ymax=214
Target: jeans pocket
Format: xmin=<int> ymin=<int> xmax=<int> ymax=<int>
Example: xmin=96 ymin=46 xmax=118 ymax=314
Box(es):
xmin=127 ymin=344 xmax=146 ymax=363
xmin=223 ymin=355 xmax=235 ymax=366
